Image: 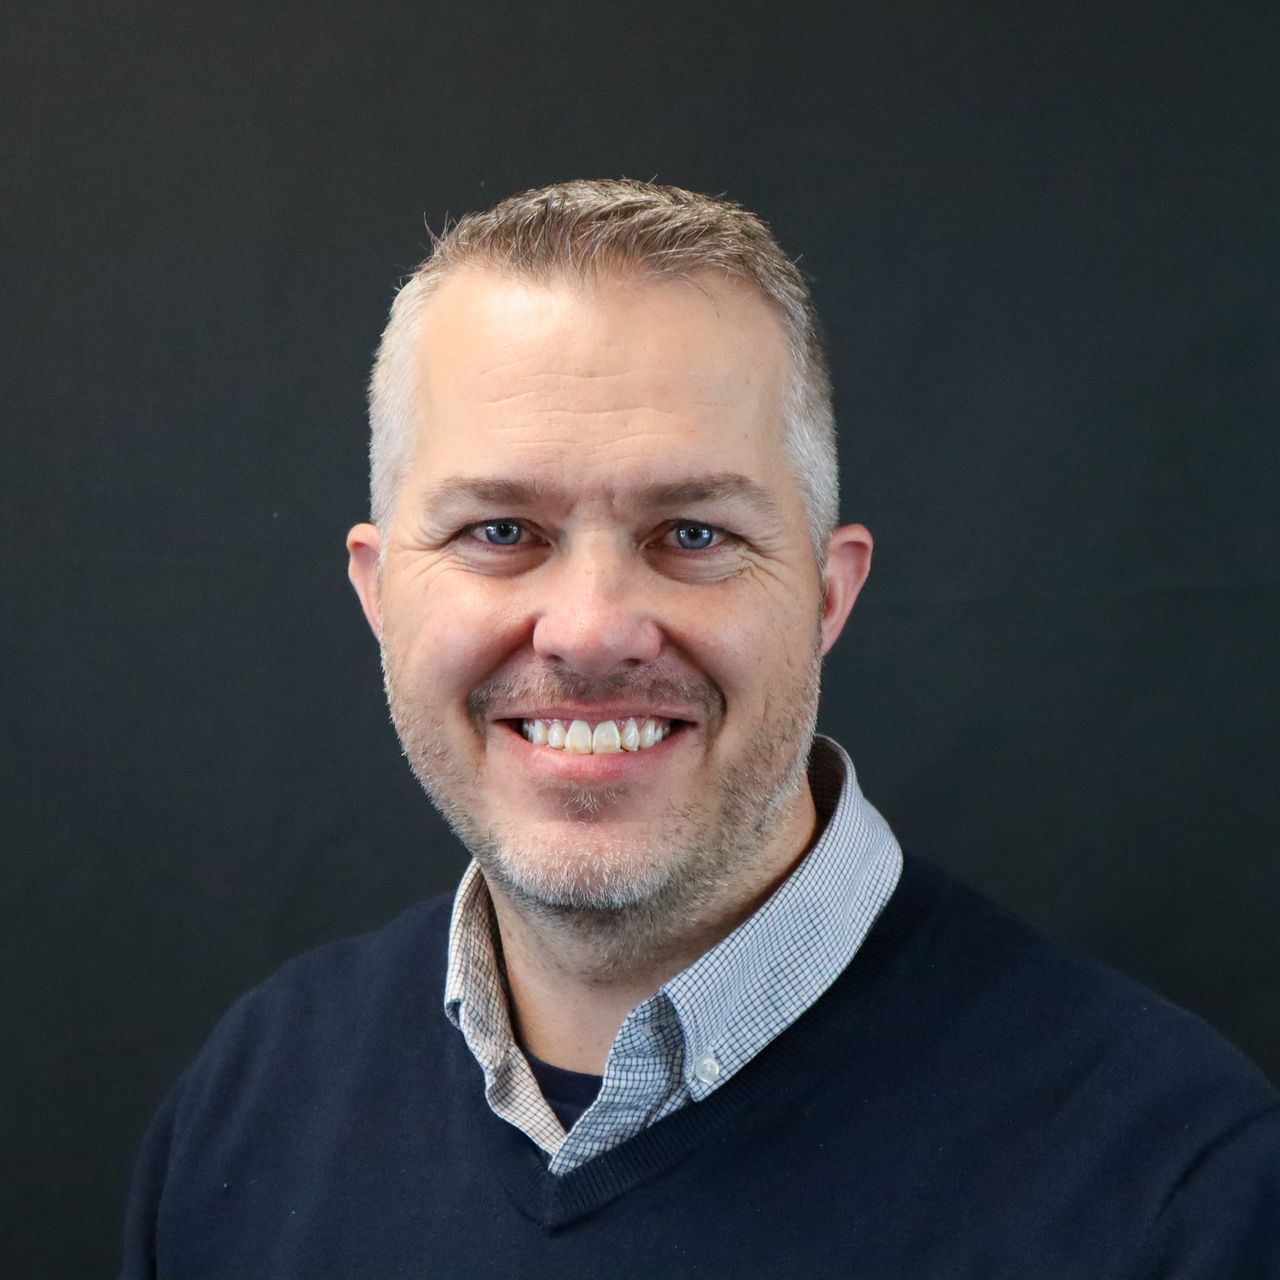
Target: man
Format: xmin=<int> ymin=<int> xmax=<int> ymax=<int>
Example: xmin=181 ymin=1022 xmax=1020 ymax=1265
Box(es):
xmin=122 ymin=180 xmax=1279 ymax=1277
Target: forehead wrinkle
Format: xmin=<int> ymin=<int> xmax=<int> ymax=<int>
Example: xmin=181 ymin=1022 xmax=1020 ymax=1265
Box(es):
xmin=435 ymin=336 xmax=751 ymax=401
xmin=472 ymin=385 xmax=737 ymax=411
xmin=486 ymin=404 xmax=710 ymax=423
xmin=461 ymin=374 xmax=743 ymax=417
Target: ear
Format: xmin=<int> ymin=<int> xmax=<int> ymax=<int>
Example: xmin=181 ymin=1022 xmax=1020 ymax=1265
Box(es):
xmin=819 ymin=523 xmax=873 ymax=655
xmin=346 ymin=522 xmax=384 ymax=640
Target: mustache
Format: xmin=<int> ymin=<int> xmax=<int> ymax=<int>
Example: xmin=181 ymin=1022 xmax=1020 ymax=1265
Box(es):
xmin=467 ymin=667 xmax=724 ymax=722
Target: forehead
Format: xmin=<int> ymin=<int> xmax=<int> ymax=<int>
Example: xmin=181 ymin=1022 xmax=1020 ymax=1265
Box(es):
xmin=407 ymin=266 xmax=794 ymax=502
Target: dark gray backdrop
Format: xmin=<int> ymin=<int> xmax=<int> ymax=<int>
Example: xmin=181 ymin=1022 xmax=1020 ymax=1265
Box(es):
xmin=3 ymin=2 xmax=1277 ymax=1276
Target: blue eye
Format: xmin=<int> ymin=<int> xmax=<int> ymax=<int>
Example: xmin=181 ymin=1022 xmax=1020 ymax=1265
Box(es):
xmin=673 ymin=523 xmax=716 ymax=550
xmin=480 ymin=520 xmax=524 ymax=545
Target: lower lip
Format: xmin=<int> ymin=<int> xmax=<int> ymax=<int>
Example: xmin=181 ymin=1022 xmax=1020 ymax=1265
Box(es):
xmin=492 ymin=721 xmax=693 ymax=781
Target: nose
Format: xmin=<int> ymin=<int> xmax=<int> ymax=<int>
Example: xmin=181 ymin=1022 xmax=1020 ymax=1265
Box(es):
xmin=530 ymin=535 xmax=663 ymax=677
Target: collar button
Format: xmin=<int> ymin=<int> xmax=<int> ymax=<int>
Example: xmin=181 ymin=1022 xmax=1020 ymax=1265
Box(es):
xmin=693 ymin=1051 xmax=721 ymax=1085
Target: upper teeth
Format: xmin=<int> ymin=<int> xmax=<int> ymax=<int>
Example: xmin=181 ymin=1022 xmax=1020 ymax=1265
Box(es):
xmin=522 ymin=717 xmax=672 ymax=753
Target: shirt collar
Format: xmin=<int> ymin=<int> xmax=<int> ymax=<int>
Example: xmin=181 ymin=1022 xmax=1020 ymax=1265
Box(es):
xmin=659 ymin=734 xmax=902 ymax=1098
xmin=444 ymin=863 xmax=512 ymax=1062
xmin=444 ymin=734 xmax=903 ymax=1100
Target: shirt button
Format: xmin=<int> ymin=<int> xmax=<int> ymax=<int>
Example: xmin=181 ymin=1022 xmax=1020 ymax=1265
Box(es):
xmin=694 ymin=1051 xmax=721 ymax=1084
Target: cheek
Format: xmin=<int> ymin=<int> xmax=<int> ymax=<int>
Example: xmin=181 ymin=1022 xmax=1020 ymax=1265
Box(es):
xmin=678 ymin=605 xmax=807 ymax=718
xmin=382 ymin=574 xmax=525 ymax=705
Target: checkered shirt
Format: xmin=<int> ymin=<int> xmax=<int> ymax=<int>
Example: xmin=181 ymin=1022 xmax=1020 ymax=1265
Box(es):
xmin=442 ymin=734 xmax=903 ymax=1176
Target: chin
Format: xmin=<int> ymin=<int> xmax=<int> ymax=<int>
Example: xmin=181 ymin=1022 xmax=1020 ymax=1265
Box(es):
xmin=472 ymin=821 xmax=696 ymax=913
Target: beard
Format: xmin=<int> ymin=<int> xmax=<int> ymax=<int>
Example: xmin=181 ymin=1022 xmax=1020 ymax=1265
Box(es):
xmin=381 ymin=638 xmax=822 ymax=970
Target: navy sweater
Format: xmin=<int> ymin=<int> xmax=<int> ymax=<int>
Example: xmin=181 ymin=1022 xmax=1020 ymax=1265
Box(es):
xmin=122 ymin=856 xmax=1280 ymax=1278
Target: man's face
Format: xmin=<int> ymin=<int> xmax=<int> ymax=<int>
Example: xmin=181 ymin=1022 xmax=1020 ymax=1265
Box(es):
xmin=348 ymin=267 xmax=869 ymax=929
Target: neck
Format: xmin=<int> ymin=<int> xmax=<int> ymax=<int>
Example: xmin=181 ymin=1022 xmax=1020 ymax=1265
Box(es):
xmin=486 ymin=783 xmax=819 ymax=1075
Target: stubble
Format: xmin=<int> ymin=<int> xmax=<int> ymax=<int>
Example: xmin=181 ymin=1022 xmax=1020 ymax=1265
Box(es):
xmin=382 ymin=639 xmax=822 ymax=973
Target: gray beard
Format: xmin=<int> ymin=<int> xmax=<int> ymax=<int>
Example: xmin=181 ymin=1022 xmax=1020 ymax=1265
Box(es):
xmin=382 ymin=642 xmax=821 ymax=974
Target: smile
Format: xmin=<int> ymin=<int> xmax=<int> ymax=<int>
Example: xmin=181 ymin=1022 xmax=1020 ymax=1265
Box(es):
xmin=520 ymin=717 xmax=673 ymax=754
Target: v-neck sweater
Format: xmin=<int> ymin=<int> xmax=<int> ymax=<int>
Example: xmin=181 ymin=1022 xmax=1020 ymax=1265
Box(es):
xmin=122 ymin=854 xmax=1280 ymax=1279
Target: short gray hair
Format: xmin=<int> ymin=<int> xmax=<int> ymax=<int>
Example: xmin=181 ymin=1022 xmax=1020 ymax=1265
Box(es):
xmin=366 ymin=179 xmax=839 ymax=558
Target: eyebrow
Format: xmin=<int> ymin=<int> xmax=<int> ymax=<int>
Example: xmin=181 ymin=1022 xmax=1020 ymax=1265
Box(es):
xmin=422 ymin=477 xmax=549 ymax=513
xmin=641 ymin=475 xmax=781 ymax=518
xmin=421 ymin=473 xmax=781 ymax=521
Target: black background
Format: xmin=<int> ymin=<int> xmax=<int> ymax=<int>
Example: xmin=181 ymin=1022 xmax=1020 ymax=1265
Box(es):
xmin=3 ymin=2 xmax=1277 ymax=1275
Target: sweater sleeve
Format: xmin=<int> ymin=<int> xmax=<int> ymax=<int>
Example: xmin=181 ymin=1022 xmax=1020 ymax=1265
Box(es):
xmin=119 ymin=1079 xmax=183 ymax=1280
xmin=1147 ymin=1103 xmax=1280 ymax=1279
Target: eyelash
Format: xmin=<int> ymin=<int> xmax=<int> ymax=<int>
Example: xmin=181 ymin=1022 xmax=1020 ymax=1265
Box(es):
xmin=461 ymin=520 xmax=734 ymax=552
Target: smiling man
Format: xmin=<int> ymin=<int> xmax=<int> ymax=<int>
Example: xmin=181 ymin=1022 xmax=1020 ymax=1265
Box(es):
xmin=122 ymin=181 xmax=1278 ymax=1278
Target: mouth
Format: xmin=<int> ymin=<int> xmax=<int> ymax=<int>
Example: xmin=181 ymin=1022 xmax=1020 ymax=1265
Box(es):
xmin=485 ymin=698 xmax=706 ymax=784
xmin=510 ymin=715 xmax=684 ymax=754
xmin=497 ymin=714 xmax=693 ymax=752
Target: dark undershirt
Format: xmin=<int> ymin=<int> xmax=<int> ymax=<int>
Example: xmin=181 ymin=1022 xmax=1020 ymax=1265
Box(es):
xmin=523 ymin=1050 xmax=604 ymax=1131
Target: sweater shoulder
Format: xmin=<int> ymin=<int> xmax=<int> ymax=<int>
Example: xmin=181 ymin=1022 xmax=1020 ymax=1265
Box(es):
xmin=170 ymin=892 xmax=456 ymax=1118
xmin=897 ymin=855 xmax=1277 ymax=1128
xmin=240 ymin=891 xmax=454 ymax=1017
